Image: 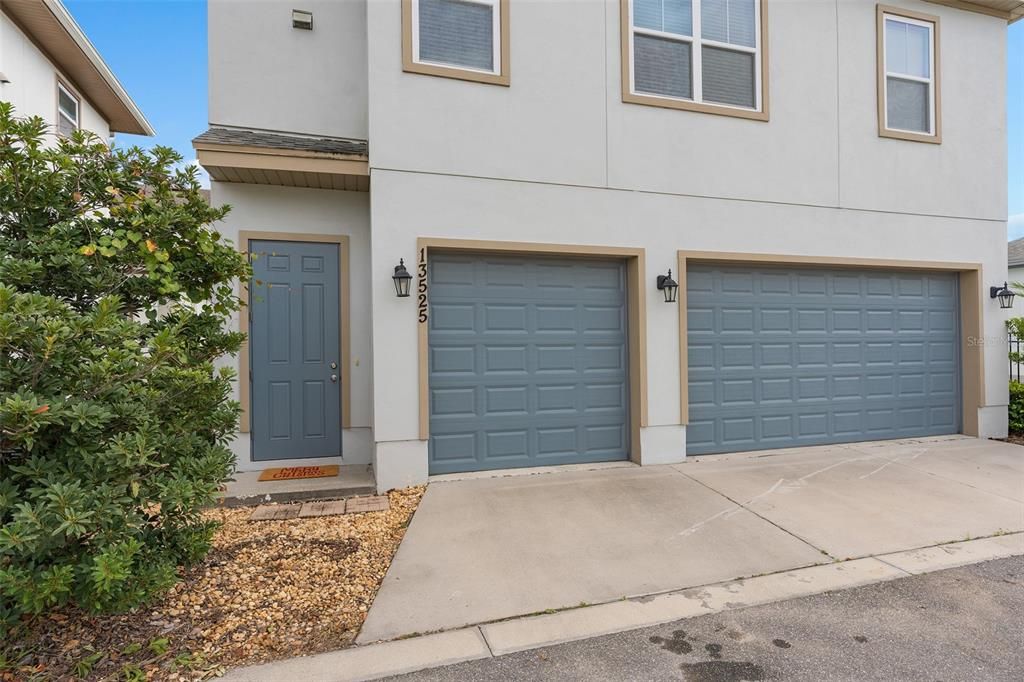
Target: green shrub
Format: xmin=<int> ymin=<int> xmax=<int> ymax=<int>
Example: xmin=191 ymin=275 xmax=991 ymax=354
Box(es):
xmin=0 ymin=103 xmax=250 ymax=632
xmin=1009 ymin=382 xmax=1024 ymax=435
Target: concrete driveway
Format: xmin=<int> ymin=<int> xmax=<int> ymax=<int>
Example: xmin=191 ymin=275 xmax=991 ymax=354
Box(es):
xmin=359 ymin=436 xmax=1024 ymax=643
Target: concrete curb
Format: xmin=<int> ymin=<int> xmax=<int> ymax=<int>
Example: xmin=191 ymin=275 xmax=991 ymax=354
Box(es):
xmin=221 ymin=532 xmax=1023 ymax=682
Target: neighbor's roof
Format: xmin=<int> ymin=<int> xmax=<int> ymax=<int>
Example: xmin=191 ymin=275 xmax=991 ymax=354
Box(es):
xmin=1 ymin=0 xmax=154 ymax=135
xmin=193 ymin=127 xmax=368 ymax=158
xmin=1009 ymin=238 xmax=1024 ymax=268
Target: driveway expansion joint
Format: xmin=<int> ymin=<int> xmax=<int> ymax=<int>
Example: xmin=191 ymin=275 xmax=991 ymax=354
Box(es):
xmin=671 ymin=466 xmax=840 ymax=562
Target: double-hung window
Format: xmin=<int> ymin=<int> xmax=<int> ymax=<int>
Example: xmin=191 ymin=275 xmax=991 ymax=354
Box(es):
xmin=57 ymin=81 xmax=79 ymax=137
xmin=878 ymin=6 xmax=939 ymax=142
xmin=404 ymin=0 xmax=509 ymax=85
xmin=623 ymin=0 xmax=766 ymax=119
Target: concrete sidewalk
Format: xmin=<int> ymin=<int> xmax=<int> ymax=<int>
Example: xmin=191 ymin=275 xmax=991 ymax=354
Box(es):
xmin=359 ymin=436 xmax=1022 ymax=642
xmin=222 ymin=533 xmax=1024 ymax=681
xmin=223 ymin=435 xmax=1024 ymax=681
xmin=388 ymin=556 xmax=1024 ymax=682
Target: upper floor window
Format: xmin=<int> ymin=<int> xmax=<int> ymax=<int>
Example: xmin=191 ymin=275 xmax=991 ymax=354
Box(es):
xmin=877 ymin=5 xmax=940 ymax=143
xmin=403 ymin=0 xmax=509 ymax=86
xmin=622 ymin=0 xmax=767 ymax=120
xmin=57 ymin=81 xmax=79 ymax=137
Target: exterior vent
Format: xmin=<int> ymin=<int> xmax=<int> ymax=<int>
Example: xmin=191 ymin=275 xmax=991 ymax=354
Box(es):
xmin=292 ymin=9 xmax=312 ymax=30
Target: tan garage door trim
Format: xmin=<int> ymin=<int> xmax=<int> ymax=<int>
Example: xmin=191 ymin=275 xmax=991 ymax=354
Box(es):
xmin=676 ymin=250 xmax=983 ymax=437
xmin=238 ymin=231 xmax=352 ymax=434
xmin=417 ymin=238 xmax=648 ymax=464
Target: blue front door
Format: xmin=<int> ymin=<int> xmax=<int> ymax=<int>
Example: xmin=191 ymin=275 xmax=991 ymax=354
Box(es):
xmin=249 ymin=240 xmax=341 ymax=460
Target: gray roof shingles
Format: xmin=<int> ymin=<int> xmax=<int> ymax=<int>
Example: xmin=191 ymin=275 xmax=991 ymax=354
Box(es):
xmin=193 ymin=127 xmax=367 ymax=157
xmin=1010 ymin=237 xmax=1024 ymax=268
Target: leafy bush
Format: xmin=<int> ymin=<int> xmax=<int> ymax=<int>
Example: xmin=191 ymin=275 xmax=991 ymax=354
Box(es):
xmin=0 ymin=103 xmax=249 ymax=632
xmin=1009 ymin=382 xmax=1024 ymax=435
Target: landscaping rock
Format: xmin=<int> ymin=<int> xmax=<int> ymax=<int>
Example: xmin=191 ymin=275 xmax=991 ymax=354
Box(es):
xmin=4 ymin=486 xmax=426 ymax=681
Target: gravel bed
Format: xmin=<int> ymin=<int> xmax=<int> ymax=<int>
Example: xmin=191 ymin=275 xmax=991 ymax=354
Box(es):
xmin=2 ymin=486 xmax=425 ymax=681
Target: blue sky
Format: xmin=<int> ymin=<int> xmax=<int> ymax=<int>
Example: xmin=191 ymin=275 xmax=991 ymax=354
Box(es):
xmin=67 ymin=1 xmax=1022 ymax=236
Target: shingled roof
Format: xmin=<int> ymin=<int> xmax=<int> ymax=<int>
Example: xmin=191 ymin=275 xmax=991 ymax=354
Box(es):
xmin=193 ymin=127 xmax=367 ymax=158
xmin=1009 ymin=237 xmax=1024 ymax=268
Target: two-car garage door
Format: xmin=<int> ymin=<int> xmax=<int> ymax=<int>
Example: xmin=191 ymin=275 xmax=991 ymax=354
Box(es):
xmin=686 ymin=264 xmax=961 ymax=455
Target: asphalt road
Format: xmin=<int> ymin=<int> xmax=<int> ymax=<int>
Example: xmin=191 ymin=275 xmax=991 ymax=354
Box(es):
xmin=388 ymin=556 xmax=1024 ymax=682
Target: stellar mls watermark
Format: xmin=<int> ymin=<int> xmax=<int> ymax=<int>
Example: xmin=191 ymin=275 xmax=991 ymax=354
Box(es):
xmin=966 ymin=336 xmax=1009 ymax=347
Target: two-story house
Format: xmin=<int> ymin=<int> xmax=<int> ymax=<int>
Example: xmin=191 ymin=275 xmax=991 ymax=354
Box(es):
xmin=0 ymin=0 xmax=153 ymax=140
xmin=196 ymin=0 xmax=1019 ymax=492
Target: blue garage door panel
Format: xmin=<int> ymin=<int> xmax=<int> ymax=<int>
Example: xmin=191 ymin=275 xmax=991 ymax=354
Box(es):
xmin=428 ymin=253 xmax=630 ymax=474
xmin=687 ymin=265 xmax=960 ymax=455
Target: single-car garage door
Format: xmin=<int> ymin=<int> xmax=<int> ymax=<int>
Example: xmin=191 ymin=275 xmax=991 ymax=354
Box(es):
xmin=687 ymin=264 xmax=960 ymax=455
xmin=428 ymin=253 xmax=630 ymax=474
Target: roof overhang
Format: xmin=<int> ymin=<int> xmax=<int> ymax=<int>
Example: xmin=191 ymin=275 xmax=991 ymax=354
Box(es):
xmin=193 ymin=128 xmax=369 ymax=192
xmin=924 ymin=0 xmax=1024 ymax=22
xmin=1 ymin=0 xmax=154 ymax=135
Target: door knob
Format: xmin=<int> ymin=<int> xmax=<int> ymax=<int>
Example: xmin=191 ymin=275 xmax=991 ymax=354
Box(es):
xmin=330 ymin=374 xmax=338 ymax=383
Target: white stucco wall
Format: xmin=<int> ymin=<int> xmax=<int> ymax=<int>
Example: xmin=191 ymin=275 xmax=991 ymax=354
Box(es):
xmin=366 ymin=0 xmax=1006 ymax=219
xmin=208 ymin=0 xmax=368 ymax=140
xmin=0 ymin=12 xmax=110 ymax=141
xmin=368 ymin=170 xmax=1010 ymax=487
xmin=210 ymin=182 xmax=373 ymax=470
xmin=206 ymin=0 xmax=1010 ymax=486
xmin=360 ymin=0 xmax=1010 ymax=487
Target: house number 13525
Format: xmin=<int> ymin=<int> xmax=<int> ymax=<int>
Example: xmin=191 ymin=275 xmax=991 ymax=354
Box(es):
xmin=417 ymin=247 xmax=428 ymax=323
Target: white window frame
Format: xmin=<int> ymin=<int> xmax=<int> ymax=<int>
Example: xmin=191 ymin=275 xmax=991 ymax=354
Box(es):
xmin=880 ymin=12 xmax=936 ymax=137
xmin=410 ymin=0 xmax=502 ymax=76
xmin=56 ymin=81 xmax=79 ymax=136
xmin=626 ymin=0 xmax=763 ymax=115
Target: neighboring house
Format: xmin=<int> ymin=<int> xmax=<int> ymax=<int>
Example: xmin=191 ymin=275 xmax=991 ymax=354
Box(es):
xmin=1008 ymin=237 xmax=1024 ymax=313
xmin=0 ymin=0 xmax=153 ymax=140
xmin=196 ymin=0 xmax=1019 ymax=492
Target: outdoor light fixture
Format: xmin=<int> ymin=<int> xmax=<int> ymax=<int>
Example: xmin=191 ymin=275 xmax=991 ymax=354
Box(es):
xmin=990 ymin=282 xmax=1015 ymax=309
xmin=657 ymin=269 xmax=679 ymax=304
xmin=392 ymin=259 xmax=413 ymax=298
xmin=292 ymin=9 xmax=313 ymax=30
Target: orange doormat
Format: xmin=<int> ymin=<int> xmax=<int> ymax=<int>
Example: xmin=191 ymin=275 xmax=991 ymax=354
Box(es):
xmin=257 ymin=465 xmax=339 ymax=482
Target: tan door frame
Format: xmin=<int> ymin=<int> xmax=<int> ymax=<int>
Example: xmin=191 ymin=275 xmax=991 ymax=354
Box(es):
xmin=677 ymin=250 xmax=984 ymax=437
xmin=238 ymin=231 xmax=352 ymax=434
xmin=417 ymin=238 xmax=649 ymax=463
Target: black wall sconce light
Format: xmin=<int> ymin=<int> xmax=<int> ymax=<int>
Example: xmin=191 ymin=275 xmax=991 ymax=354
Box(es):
xmin=990 ymin=282 xmax=1015 ymax=309
xmin=392 ymin=259 xmax=413 ymax=297
xmin=657 ymin=269 xmax=679 ymax=303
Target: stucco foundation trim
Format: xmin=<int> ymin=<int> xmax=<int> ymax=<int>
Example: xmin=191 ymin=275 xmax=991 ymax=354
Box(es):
xmin=676 ymin=250 xmax=984 ymax=437
xmin=237 ymin=231 xmax=352 ymax=435
xmin=416 ymin=238 xmax=649 ymax=464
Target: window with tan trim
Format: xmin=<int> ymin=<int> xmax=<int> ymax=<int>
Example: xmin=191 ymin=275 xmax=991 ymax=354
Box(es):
xmin=877 ymin=5 xmax=940 ymax=143
xmin=621 ymin=0 xmax=767 ymax=120
xmin=402 ymin=0 xmax=510 ymax=86
xmin=57 ymin=81 xmax=79 ymax=137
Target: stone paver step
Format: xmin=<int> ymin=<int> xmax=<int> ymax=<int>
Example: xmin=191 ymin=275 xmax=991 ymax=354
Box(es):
xmin=249 ymin=495 xmax=390 ymax=522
